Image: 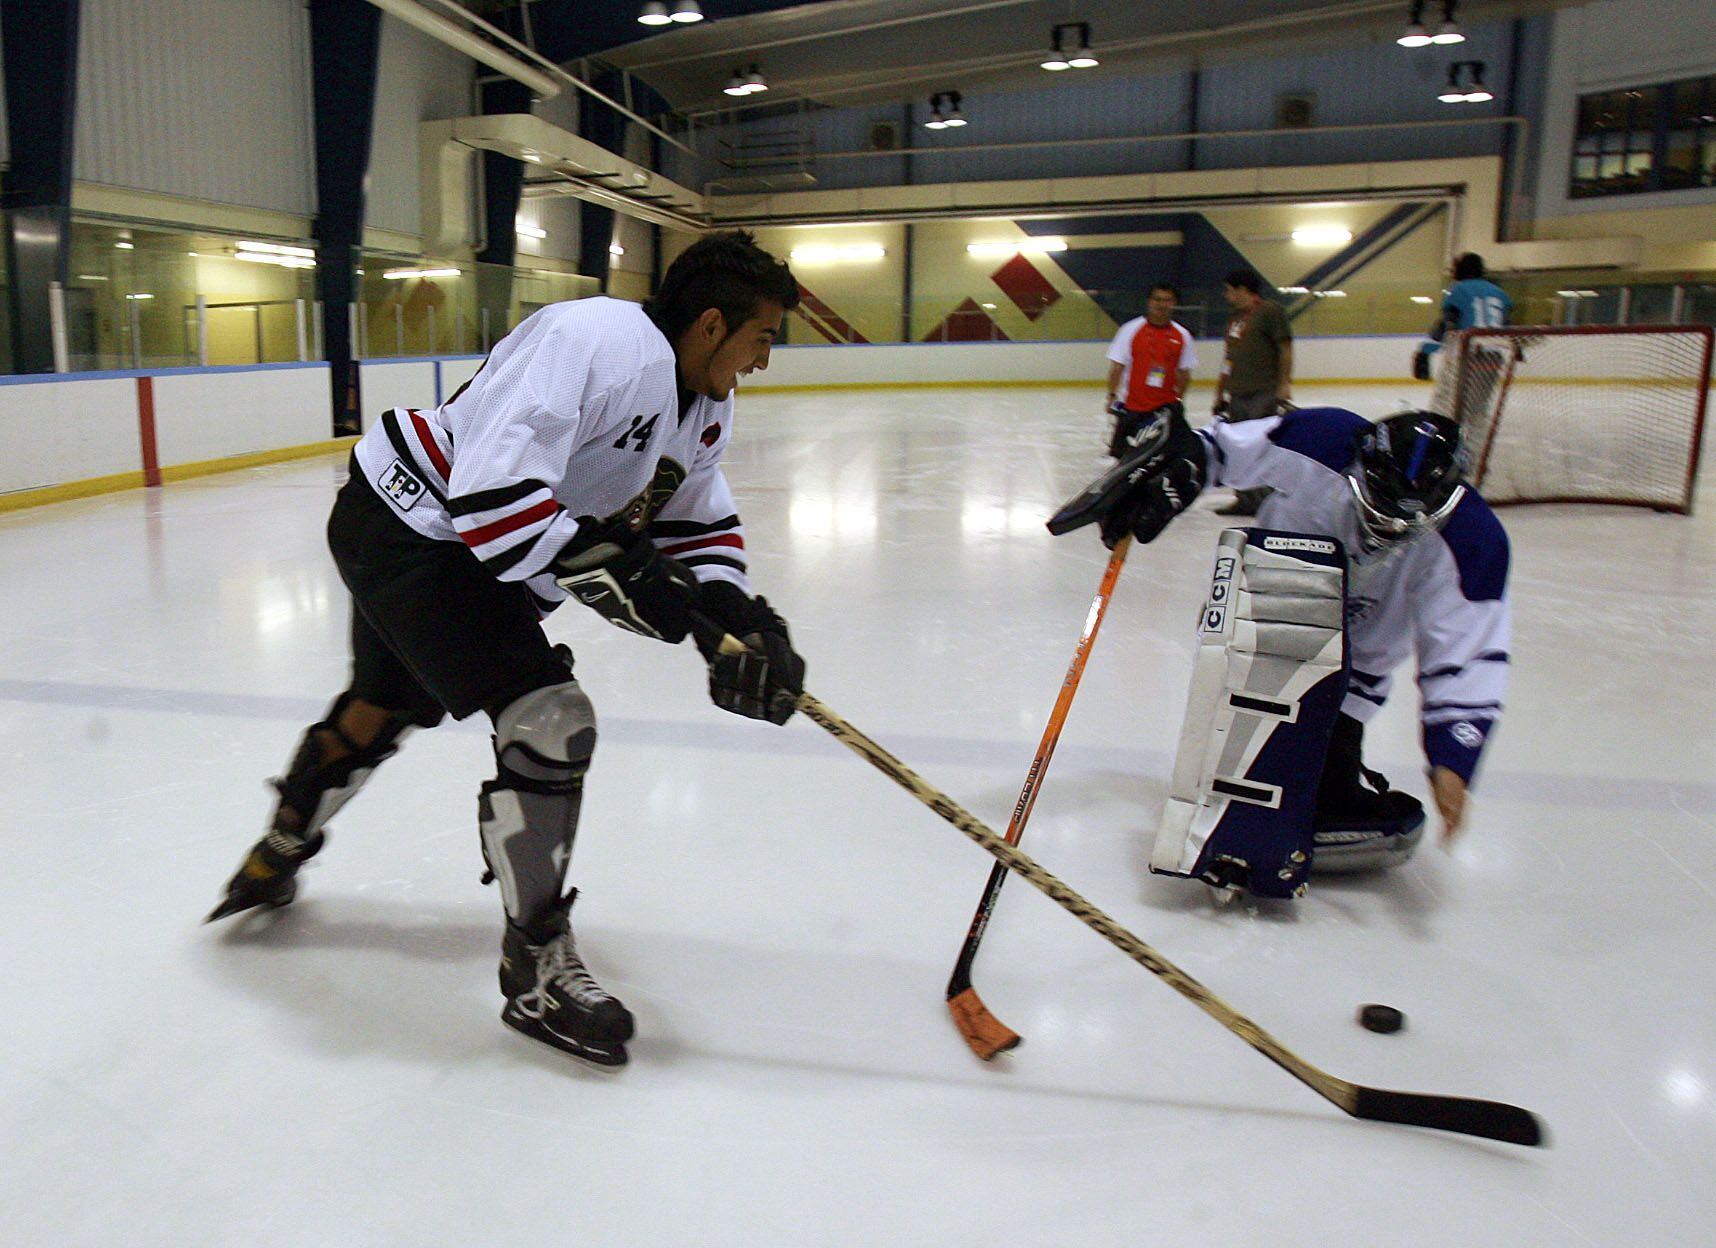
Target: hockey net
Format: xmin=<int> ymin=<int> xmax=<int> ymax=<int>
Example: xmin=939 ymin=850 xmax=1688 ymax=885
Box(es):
xmin=1430 ymin=325 xmax=1714 ymax=513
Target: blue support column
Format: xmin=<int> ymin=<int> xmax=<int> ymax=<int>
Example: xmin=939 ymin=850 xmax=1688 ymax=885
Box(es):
xmin=1 ymin=0 xmax=81 ymax=374
xmin=309 ymin=0 xmax=382 ymax=434
xmin=577 ymin=68 xmax=626 ymax=292
xmin=475 ymin=78 xmax=531 ymax=341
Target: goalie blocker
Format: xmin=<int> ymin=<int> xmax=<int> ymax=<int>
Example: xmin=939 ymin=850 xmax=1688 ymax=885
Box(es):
xmin=1150 ymin=528 xmax=1350 ymax=899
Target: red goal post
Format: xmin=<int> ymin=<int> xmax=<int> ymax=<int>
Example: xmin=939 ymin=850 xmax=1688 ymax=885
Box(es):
xmin=1430 ymin=324 xmax=1714 ymax=514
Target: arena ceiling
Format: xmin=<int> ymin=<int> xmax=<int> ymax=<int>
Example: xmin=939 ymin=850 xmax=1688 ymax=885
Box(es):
xmin=491 ymin=0 xmax=1582 ymax=116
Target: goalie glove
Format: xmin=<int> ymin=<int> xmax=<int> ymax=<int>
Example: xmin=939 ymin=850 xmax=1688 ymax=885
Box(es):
xmin=1101 ymin=458 xmax=1205 ymax=547
xmin=1049 ymin=407 xmax=1206 ymax=545
xmin=553 ymin=521 xmax=698 ymax=643
xmin=1108 ymin=399 xmax=1185 ymax=460
xmin=694 ymin=582 xmax=805 ymax=725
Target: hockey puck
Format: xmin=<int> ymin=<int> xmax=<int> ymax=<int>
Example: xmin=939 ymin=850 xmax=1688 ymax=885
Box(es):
xmin=1357 ymin=1004 xmax=1405 ymax=1034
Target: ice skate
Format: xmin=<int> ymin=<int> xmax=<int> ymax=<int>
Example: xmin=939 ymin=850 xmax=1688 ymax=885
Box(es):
xmin=205 ymin=828 xmax=324 ymax=922
xmin=500 ymin=892 xmax=634 ymax=1068
xmin=1312 ymin=763 xmax=1426 ymax=874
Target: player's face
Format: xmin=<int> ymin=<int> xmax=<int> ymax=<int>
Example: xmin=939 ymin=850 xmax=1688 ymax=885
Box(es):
xmin=1146 ymin=289 xmax=1176 ymax=324
xmin=683 ymin=301 xmax=785 ymax=400
xmin=1222 ymin=284 xmax=1252 ymax=310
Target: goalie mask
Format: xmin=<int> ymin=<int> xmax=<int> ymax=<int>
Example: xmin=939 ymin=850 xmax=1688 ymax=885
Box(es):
xmin=1347 ymin=412 xmax=1466 ymax=550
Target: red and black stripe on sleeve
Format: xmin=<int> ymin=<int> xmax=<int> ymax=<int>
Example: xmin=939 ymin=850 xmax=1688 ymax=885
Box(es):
xmin=649 ymin=513 xmax=745 ymax=574
xmin=448 ymin=478 xmax=564 ymax=578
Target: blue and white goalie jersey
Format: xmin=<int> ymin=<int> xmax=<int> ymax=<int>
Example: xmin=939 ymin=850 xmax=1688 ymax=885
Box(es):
xmin=1198 ymin=407 xmax=1511 ymax=783
xmin=352 ymin=297 xmax=750 ymax=616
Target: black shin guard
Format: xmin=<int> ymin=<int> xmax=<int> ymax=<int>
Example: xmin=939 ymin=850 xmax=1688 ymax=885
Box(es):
xmin=272 ymin=693 xmax=420 ymax=839
xmin=208 ymin=695 xmax=421 ymax=922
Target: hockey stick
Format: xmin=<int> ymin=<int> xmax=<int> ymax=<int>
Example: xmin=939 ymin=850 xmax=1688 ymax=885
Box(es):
xmin=694 ymin=621 xmax=1546 ymax=1146
xmin=946 ymin=536 xmax=1132 ymax=1060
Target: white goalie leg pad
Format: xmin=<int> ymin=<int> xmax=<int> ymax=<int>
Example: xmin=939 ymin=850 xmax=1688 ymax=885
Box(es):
xmin=1151 ymin=529 xmax=1348 ymax=898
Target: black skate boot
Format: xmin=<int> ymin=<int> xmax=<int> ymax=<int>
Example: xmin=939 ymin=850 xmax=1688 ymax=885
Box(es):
xmin=1312 ymin=716 xmax=1425 ymax=874
xmin=500 ymin=891 xmax=634 ymax=1067
xmin=205 ymin=827 xmax=325 ymax=922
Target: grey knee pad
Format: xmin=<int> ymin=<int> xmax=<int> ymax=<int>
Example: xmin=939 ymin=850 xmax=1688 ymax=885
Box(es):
xmin=479 ymin=681 xmax=598 ymax=930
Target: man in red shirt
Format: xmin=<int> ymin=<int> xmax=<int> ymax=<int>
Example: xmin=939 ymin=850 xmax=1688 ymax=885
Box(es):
xmin=1104 ymin=283 xmax=1198 ymax=457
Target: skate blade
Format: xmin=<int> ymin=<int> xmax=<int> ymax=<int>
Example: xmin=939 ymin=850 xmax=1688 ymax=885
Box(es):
xmin=502 ymin=1007 xmax=629 ymax=1068
xmin=204 ymin=886 xmax=295 ymax=924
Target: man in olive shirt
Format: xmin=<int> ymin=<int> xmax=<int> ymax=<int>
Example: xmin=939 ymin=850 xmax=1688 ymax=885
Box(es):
xmin=1212 ymin=268 xmax=1294 ymax=515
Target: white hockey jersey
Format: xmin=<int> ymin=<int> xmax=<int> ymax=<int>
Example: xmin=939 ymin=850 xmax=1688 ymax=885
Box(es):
xmin=1199 ymin=407 xmax=1511 ymax=783
xmin=351 ymin=297 xmax=749 ymax=617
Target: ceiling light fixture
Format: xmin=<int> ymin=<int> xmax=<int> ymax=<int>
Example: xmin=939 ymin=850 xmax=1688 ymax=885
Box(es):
xmin=925 ymin=91 xmax=967 ymax=129
xmin=516 ymin=222 xmax=547 ymax=239
xmin=1462 ymin=62 xmax=1493 ymax=102
xmin=1430 ymin=0 xmax=1466 ymax=44
xmin=1397 ymin=1 xmax=1432 ymax=47
xmin=1290 ymin=225 xmax=1354 ymax=246
xmin=725 ymin=65 xmax=768 ymax=96
xmin=1438 ymin=65 xmax=1467 ymax=103
xmin=789 ymin=242 xmax=887 ymax=264
xmin=637 ymin=2 xmax=671 ymax=26
xmin=669 ymin=0 xmax=703 ymax=23
xmin=235 ymin=250 xmax=316 ymax=269
xmin=238 ymin=240 xmax=315 ymax=258
xmin=1043 ymin=21 xmax=1099 ymax=70
xmin=382 ymin=267 xmax=460 ymax=280
xmin=966 ymin=236 xmax=1067 ymax=257
xmin=1439 ymin=60 xmax=1492 ymax=103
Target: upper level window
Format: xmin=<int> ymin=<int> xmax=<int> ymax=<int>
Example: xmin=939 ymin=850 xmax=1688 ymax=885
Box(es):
xmin=1571 ymin=73 xmax=1716 ymax=199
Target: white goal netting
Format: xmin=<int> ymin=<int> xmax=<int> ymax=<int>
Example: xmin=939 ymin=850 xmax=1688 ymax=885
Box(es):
xmin=1430 ymin=325 xmax=1714 ymax=513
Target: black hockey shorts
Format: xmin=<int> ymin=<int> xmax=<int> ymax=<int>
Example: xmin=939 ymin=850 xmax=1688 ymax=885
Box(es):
xmin=326 ymin=464 xmax=570 ymax=723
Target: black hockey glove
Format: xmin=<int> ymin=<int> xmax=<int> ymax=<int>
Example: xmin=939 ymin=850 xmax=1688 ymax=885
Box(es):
xmin=1411 ymin=350 xmax=1432 ymax=381
xmin=1108 ymin=400 xmax=1185 ymax=460
xmin=1050 ymin=408 xmax=1206 ymax=545
xmin=694 ymin=581 xmax=805 ymax=725
xmin=553 ymin=521 xmax=698 ymax=643
xmin=1125 ymin=458 xmax=1204 ymax=546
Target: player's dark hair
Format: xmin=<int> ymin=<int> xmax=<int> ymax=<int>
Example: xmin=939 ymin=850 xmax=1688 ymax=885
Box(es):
xmin=1149 ymin=282 xmax=1181 ymax=301
xmin=1452 ymin=252 xmax=1486 ymax=281
xmin=1223 ymin=268 xmax=1265 ymax=295
xmin=646 ymin=229 xmax=799 ymax=344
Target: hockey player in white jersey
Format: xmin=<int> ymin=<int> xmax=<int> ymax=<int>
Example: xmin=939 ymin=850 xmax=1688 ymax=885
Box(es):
xmin=207 ymin=232 xmax=805 ymax=1067
xmin=1050 ymin=406 xmax=1509 ymax=891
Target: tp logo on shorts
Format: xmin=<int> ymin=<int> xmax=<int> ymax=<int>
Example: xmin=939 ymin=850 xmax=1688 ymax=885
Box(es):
xmin=378 ymin=458 xmax=424 ymax=511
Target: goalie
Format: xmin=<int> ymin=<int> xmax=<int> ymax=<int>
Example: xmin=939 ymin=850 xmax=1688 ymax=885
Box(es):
xmin=1048 ymin=406 xmax=1510 ymax=894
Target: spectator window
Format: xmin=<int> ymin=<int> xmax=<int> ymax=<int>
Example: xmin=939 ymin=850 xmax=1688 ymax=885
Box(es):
xmin=1571 ymin=75 xmax=1716 ymax=199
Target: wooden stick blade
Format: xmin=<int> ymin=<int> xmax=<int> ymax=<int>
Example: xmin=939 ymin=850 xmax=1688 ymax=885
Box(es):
xmin=1350 ymin=1086 xmax=1548 ymax=1147
xmin=947 ymin=987 xmax=1022 ymax=1060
